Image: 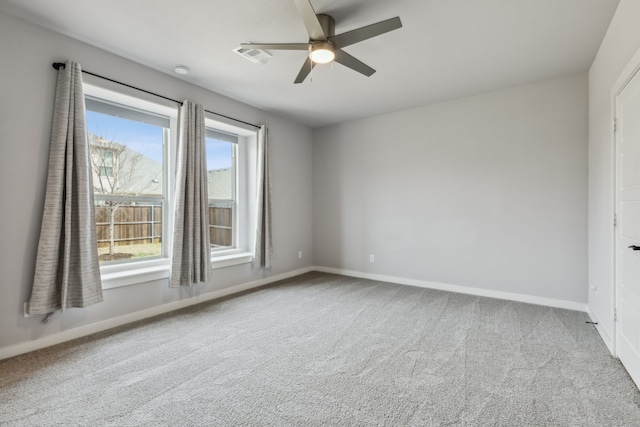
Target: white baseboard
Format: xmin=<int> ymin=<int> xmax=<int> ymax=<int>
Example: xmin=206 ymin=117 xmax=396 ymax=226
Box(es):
xmin=313 ymin=266 xmax=588 ymax=312
xmin=586 ymin=304 xmax=615 ymax=355
xmin=0 ymin=267 xmax=313 ymax=361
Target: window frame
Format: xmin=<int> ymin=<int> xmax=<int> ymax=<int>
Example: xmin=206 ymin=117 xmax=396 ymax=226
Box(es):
xmin=83 ymin=80 xmax=258 ymax=288
xmin=97 ymin=148 xmax=115 ymax=177
xmin=204 ymin=116 xmax=257 ymax=269
xmin=84 ymin=82 xmax=177 ymax=289
xmin=205 ymin=129 xmax=237 ymax=252
xmin=87 ymin=98 xmax=170 ymax=263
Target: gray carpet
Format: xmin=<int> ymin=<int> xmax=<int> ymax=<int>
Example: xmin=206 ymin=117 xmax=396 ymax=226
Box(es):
xmin=1 ymin=272 xmax=640 ymax=426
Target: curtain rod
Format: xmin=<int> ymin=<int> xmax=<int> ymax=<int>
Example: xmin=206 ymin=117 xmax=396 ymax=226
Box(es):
xmin=52 ymin=62 xmax=261 ymax=129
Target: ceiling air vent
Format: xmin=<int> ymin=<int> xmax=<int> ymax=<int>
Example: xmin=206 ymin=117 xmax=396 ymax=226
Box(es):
xmin=233 ymin=47 xmax=272 ymax=65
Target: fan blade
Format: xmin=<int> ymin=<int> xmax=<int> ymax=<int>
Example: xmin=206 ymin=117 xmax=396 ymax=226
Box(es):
xmin=294 ymin=57 xmax=316 ymax=84
xmin=293 ymin=0 xmax=327 ymax=40
xmin=330 ymin=17 xmax=402 ymax=49
xmin=241 ymin=43 xmax=309 ymax=51
xmin=334 ymin=49 xmax=375 ymax=77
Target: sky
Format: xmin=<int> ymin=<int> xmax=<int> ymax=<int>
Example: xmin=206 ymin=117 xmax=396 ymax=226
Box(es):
xmin=86 ymin=110 xmax=233 ymax=170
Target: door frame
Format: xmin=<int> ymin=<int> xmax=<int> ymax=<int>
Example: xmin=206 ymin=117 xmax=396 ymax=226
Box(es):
xmin=612 ymin=46 xmax=640 ymax=359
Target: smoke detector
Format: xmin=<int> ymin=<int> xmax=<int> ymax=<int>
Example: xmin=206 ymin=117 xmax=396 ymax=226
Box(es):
xmin=174 ymin=65 xmax=190 ymax=75
xmin=233 ymin=47 xmax=271 ymax=65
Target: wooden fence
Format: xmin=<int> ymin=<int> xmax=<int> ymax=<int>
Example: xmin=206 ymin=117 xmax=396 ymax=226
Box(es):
xmin=209 ymin=205 xmax=232 ymax=248
xmin=96 ymin=205 xmax=232 ymax=248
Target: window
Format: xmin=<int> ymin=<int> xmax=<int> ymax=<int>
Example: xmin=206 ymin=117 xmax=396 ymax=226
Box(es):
xmin=204 ymin=118 xmax=256 ymax=265
xmin=97 ymin=149 xmax=114 ymax=177
xmin=83 ymin=82 xmax=258 ymax=288
xmin=206 ymin=128 xmax=236 ymax=251
xmin=86 ymin=95 xmax=169 ymax=265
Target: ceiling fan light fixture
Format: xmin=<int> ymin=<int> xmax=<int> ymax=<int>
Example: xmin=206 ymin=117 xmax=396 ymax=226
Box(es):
xmin=309 ymin=42 xmax=335 ymax=64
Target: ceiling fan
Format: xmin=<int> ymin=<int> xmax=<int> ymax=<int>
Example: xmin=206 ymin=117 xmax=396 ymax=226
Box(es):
xmin=241 ymin=0 xmax=402 ymax=84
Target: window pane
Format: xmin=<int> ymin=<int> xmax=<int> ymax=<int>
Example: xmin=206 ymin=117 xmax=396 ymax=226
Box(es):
xmin=95 ymin=199 xmax=162 ymax=262
xmin=206 ymin=135 xmax=235 ymax=250
xmin=87 ymin=110 xmax=164 ymax=197
xmin=86 ymin=102 xmax=167 ymax=264
xmin=209 ymin=201 xmax=233 ymax=249
xmin=98 ymin=166 xmax=113 ymax=177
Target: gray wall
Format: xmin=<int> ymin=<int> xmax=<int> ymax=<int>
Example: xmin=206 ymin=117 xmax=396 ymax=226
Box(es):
xmin=0 ymin=12 xmax=313 ymax=349
xmin=0 ymin=8 xmax=595 ymax=352
xmin=588 ymin=0 xmax=640 ymax=348
xmin=313 ymin=73 xmax=588 ymax=303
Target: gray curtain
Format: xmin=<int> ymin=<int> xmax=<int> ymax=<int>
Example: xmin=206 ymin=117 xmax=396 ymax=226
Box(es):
xmin=27 ymin=61 xmax=103 ymax=316
xmin=170 ymin=101 xmax=210 ymax=287
xmin=253 ymin=125 xmax=273 ymax=268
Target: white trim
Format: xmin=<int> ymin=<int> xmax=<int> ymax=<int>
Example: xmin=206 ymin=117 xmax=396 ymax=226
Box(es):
xmin=204 ymin=113 xmax=257 ymax=136
xmin=610 ymin=44 xmax=640 ymax=365
xmin=612 ymin=47 xmax=640 ymax=100
xmin=211 ymin=252 xmax=253 ymax=269
xmin=100 ymin=250 xmax=255 ymax=290
xmin=313 ymin=266 xmax=587 ymax=312
xmin=100 ymin=251 xmax=254 ymax=288
xmin=1 ymin=267 xmax=312 ymax=361
xmin=101 ymin=263 xmax=170 ymax=290
xmin=204 ymin=118 xmax=256 ymax=257
xmin=587 ymin=304 xmax=614 ymax=355
xmin=83 ymin=82 xmax=178 ymax=118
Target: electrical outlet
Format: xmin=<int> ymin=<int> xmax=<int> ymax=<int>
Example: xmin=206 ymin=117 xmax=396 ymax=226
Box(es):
xmin=369 ymin=254 xmax=375 ymax=263
xmin=298 ymin=250 xmax=303 ymax=259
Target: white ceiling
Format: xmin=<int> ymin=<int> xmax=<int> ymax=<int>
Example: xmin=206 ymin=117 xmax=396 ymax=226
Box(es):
xmin=0 ymin=0 xmax=620 ymax=128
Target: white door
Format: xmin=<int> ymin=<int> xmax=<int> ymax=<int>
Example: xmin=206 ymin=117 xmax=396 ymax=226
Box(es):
xmin=616 ymin=67 xmax=640 ymax=389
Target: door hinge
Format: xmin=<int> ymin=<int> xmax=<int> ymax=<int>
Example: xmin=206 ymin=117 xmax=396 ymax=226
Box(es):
xmin=614 ymin=118 xmax=617 ymax=133
xmin=614 ymin=213 xmax=617 ymax=227
xmin=614 ymin=308 xmax=618 ymax=322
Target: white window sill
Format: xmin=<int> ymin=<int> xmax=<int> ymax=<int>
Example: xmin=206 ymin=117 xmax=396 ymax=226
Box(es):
xmin=211 ymin=251 xmax=253 ymax=269
xmin=100 ymin=252 xmax=253 ymax=289
xmin=101 ymin=261 xmax=170 ymax=290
